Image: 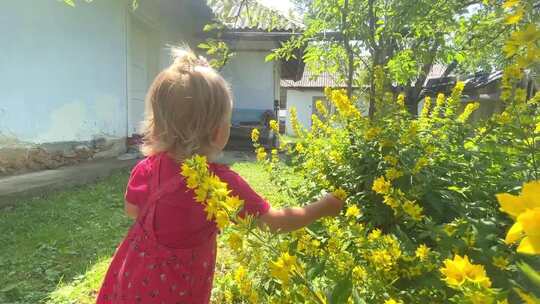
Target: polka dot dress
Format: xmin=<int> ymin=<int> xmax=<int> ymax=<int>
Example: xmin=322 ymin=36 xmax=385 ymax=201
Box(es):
xmin=97 ymin=153 xmax=270 ymax=303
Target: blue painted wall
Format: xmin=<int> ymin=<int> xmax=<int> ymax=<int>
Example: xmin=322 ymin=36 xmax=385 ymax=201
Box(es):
xmin=0 ymin=0 xmax=129 ymax=143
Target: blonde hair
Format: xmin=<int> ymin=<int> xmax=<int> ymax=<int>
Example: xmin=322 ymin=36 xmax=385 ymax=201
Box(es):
xmin=141 ymin=48 xmax=232 ymax=160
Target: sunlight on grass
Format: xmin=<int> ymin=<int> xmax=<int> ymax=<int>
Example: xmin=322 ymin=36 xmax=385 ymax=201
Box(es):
xmin=48 ymin=257 xmax=111 ymax=304
xmin=0 ymin=159 xmax=295 ymax=303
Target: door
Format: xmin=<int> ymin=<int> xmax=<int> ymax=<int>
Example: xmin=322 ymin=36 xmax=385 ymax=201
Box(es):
xmin=127 ymin=15 xmax=158 ymax=136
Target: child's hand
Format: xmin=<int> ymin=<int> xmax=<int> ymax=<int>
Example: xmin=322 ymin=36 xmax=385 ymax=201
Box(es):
xmin=321 ymin=193 xmax=345 ymax=217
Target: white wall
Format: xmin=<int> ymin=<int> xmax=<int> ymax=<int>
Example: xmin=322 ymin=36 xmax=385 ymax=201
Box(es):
xmin=221 ymin=51 xmax=276 ymax=111
xmin=0 ymin=0 xmax=204 ymax=145
xmin=285 ymin=89 xmax=325 ymax=135
xmin=0 ymin=0 xmax=130 ymax=144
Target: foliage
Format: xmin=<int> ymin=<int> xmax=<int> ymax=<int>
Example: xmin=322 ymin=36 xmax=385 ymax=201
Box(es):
xmin=0 ymin=171 xmax=131 ymax=304
xmin=210 ymin=7 xmax=540 ymax=302
xmin=269 ymin=0 xmax=539 ymax=115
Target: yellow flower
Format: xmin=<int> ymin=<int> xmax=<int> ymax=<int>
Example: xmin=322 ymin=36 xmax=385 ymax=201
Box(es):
xmin=372 ymin=176 xmax=391 ymax=194
xmin=440 ymin=255 xmax=492 ymax=288
xmin=504 ymin=24 xmax=540 ymax=58
xmin=251 ymin=128 xmax=260 ymax=142
xmin=213 ymin=187 xmax=231 ymax=199
xmin=352 ymin=265 xmax=367 ymax=283
xmin=413 ymin=157 xmax=429 ymax=174
xmin=215 ymin=211 xmax=229 ymax=229
xmin=204 ymin=197 xmax=219 ymax=220
xmin=368 ymin=228 xmax=382 ymax=241
xmin=415 ymin=244 xmax=431 ymax=261
xmin=194 ymin=187 xmax=208 ymax=203
xmin=468 ymin=291 xmax=494 ymax=304
xmin=234 ymin=265 xmax=247 ymax=283
xmin=502 ymin=0 xmax=520 ymax=9
xmin=514 ymin=288 xmax=540 ymax=304
xmin=271 ymin=149 xmax=279 ymax=162
xmin=248 ymin=292 xmax=259 ymax=303
xmin=498 ymin=181 xmax=540 ymax=218
xmin=497 ymin=181 xmax=540 ymax=254
xmin=496 ymin=111 xmax=512 ymax=124
xmin=345 ymin=205 xmax=361 ymax=218
xmin=421 ymin=96 xmax=432 ymax=118
xmin=289 ymin=107 xmax=303 ymax=137
xmin=458 ymin=102 xmax=480 ymax=123
xmin=516 ymin=23 xmax=540 ymax=43
xmin=505 ymin=7 xmax=524 ymax=25
xmin=506 ymin=209 xmax=540 ymax=254
xmin=492 ymin=256 xmax=509 ymax=270
xmin=228 ymin=232 xmax=243 ymax=251
xmin=315 ymin=99 xmax=329 ymax=117
xmin=365 ymin=127 xmax=382 ymax=141
xmin=256 ymin=147 xmax=267 ymax=161
xmin=225 ymin=195 xmax=244 ymax=210
xmin=436 ymin=93 xmax=445 ymax=106
xmin=328 ymin=89 xmax=361 ymax=118
xmin=403 ymin=200 xmax=424 ymax=221
xmin=397 ymin=94 xmax=405 ymax=107
xmin=270 ymin=252 xmax=297 ymax=284
xmin=384 ymin=299 xmax=401 ymax=304
xmin=383 ymin=195 xmax=399 ymax=209
xmin=384 ymin=155 xmax=399 ymax=166
xmin=385 ymin=168 xmax=403 ymax=180
xmin=295 ymin=142 xmax=305 ymax=153
xmin=269 ymin=120 xmax=279 ymax=133
xmin=333 ymin=188 xmax=348 ymax=200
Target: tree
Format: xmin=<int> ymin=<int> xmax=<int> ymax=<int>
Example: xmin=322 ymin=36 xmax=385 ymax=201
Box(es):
xmin=272 ymin=0 xmax=519 ymax=116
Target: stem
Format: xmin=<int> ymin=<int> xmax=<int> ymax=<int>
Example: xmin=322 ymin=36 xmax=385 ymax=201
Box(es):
xmin=292 ymin=268 xmax=326 ymax=304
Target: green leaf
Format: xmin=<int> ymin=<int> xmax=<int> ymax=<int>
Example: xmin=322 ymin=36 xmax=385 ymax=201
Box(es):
xmin=328 ymin=277 xmax=352 ymax=304
xmin=352 ymin=289 xmax=366 ymax=304
xmin=63 ymin=0 xmax=75 ymax=7
xmin=518 ymin=262 xmax=540 ymax=287
xmin=307 ymin=262 xmax=325 ymax=280
xmin=265 ymin=52 xmax=277 ymax=62
xmin=198 ymin=43 xmax=211 ymax=50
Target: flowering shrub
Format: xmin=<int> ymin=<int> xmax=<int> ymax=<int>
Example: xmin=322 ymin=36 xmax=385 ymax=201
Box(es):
xmin=200 ymin=13 xmax=540 ymax=304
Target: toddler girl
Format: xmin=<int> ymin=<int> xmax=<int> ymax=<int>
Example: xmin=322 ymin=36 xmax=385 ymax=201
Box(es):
xmin=96 ymin=49 xmax=344 ymax=304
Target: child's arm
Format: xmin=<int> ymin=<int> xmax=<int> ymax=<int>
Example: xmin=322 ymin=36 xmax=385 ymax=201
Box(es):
xmin=124 ymin=201 xmax=139 ymax=219
xmin=259 ymin=193 xmax=344 ymax=233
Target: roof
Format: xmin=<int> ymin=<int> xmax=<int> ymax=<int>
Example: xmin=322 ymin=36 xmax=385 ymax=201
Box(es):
xmin=281 ymin=70 xmax=349 ymax=88
xmin=421 ymin=71 xmax=504 ymax=98
xmin=207 ymin=0 xmax=304 ymax=32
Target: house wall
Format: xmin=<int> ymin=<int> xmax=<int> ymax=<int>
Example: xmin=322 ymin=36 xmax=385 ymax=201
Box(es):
xmin=285 ymin=88 xmax=325 ymax=135
xmin=221 ymin=48 xmax=277 ymax=124
xmin=0 ymin=0 xmax=130 ymax=144
xmin=0 ymin=0 xmax=204 ymax=175
xmin=221 ymin=51 xmax=276 ymax=110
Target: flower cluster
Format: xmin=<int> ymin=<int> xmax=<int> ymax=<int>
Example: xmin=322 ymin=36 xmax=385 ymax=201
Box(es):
xmin=440 ymin=254 xmax=492 ymax=288
xmin=324 ymin=87 xmax=361 ymax=119
xmin=180 ymin=155 xmax=244 ymax=229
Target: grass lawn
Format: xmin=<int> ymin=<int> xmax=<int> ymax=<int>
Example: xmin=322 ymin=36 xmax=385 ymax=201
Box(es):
xmin=0 ymin=160 xmax=292 ymax=304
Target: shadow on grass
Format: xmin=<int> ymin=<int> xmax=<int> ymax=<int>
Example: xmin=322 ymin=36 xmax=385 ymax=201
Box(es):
xmin=0 ymin=170 xmax=132 ymax=304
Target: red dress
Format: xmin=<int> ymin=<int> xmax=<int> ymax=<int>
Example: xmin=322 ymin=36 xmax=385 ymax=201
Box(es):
xmin=97 ymin=153 xmax=270 ymax=304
